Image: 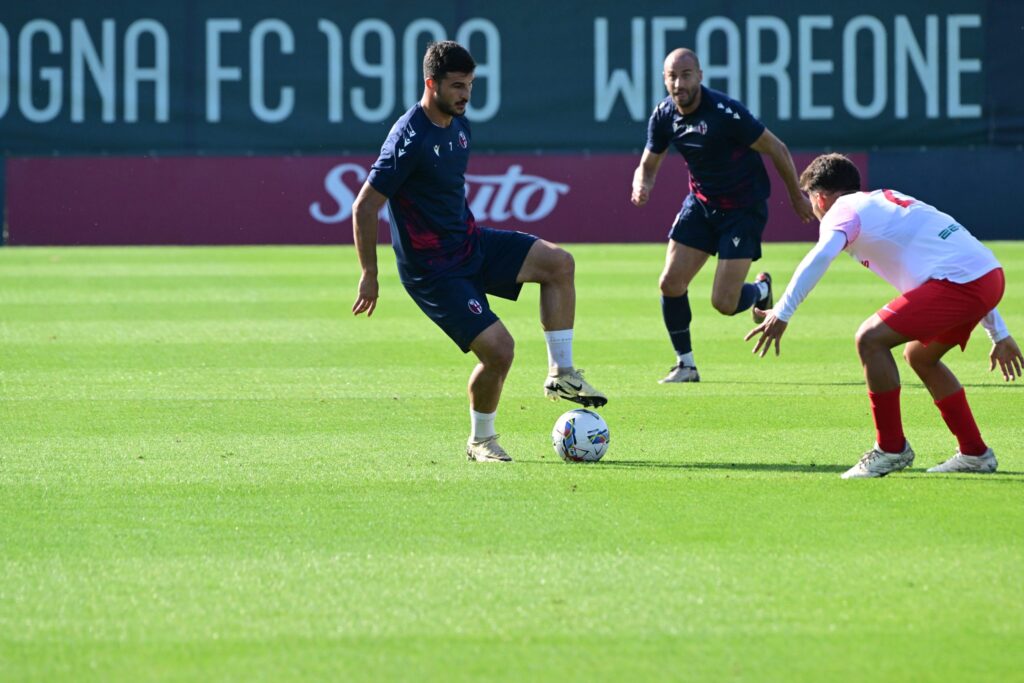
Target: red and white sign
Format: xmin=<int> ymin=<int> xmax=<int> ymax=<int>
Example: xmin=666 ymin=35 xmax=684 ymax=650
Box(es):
xmin=5 ymin=153 xmax=866 ymax=245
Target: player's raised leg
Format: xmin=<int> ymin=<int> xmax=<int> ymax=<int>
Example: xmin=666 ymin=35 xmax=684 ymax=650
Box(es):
xmin=903 ymin=340 xmax=998 ymax=473
xmin=710 ymin=261 xmax=772 ymax=324
xmin=659 ymin=240 xmax=707 ymax=383
xmin=465 ymin=322 xmax=515 ymax=462
xmin=515 ymin=239 xmax=607 ymax=408
xmin=842 ymin=315 xmax=916 ymax=478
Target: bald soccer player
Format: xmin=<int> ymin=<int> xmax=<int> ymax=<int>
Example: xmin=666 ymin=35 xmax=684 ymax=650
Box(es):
xmin=631 ymin=48 xmax=814 ymax=383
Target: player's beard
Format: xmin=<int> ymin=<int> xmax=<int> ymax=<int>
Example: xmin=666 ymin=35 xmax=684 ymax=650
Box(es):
xmin=672 ymin=86 xmax=699 ymax=110
xmin=437 ymin=97 xmax=467 ymax=117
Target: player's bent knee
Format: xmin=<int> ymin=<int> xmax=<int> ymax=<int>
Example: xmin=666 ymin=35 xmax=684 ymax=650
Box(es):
xmin=471 ymin=324 xmax=515 ymax=370
xmin=903 ymin=344 xmax=934 ymax=371
xmin=552 ymin=247 xmax=574 ymax=281
xmin=482 ymin=336 xmax=515 ymax=371
xmin=659 ymin=273 xmax=686 ymax=297
xmin=710 ymin=293 xmax=737 ymax=315
xmin=855 ymin=325 xmax=885 ymax=357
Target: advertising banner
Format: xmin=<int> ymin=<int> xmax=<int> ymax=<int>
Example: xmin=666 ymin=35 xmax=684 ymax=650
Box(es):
xmin=0 ymin=1 xmax=1020 ymax=153
xmin=6 ymin=152 xmax=863 ymax=246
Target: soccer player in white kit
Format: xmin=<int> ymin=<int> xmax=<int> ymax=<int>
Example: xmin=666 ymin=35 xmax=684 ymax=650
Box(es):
xmin=745 ymin=154 xmax=1023 ymax=478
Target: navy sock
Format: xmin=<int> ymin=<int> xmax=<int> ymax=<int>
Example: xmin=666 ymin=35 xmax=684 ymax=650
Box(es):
xmin=732 ymin=282 xmax=760 ymax=315
xmin=661 ymin=294 xmax=692 ymax=355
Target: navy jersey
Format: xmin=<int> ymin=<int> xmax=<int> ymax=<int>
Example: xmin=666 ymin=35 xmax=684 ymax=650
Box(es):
xmin=646 ymin=86 xmax=770 ymax=210
xmin=367 ymin=104 xmax=480 ymax=284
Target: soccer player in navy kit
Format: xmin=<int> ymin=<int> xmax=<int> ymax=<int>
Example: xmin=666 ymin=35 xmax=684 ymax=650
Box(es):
xmin=351 ymin=41 xmax=606 ymax=462
xmin=631 ymin=48 xmax=815 ymax=383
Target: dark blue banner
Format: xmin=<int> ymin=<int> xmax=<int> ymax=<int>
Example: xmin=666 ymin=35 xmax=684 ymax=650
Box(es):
xmin=1 ymin=1 xmax=1020 ymax=153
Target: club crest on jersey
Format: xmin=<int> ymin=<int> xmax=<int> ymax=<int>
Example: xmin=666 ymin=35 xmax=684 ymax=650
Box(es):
xmin=458 ymin=131 xmax=468 ymax=149
xmin=675 ymin=121 xmax=708 ymax=136
xmin=468 ymin=298 xmax=483 ymax=314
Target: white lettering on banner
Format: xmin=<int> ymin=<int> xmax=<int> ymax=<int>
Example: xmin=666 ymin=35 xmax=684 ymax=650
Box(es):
xmin=797 ymin=15 xmax=833 ymax=120
xmin=19 ymin=19 xmax=63 ymax=122
xmin=843 ymin=15 xmax=887 ymax=119
xmin=456 ymin=19 xmax=501 ymax=120
xmin=650 ymin=17 xmax=687 ymax=112
xmin=124 ymin=20 xmax=170 ymax=122
xmin=320 ymin=17 xmax=501 ymax=124
xmin=696 ymin=17 xmax=741 ymax=100
xmin=250 ymin=19 xmax=294 ymax=123
xmin=894 ymin=15 xmax=938 ymax=119
xmin=350 ymin=19 xmax=395 ymax=123
xmin=594 ymin=17 xmax=646 ymax=121
xmin=947 ymin=14 xmax=981 ymax=118
xmin=309 ymin=163 xmax=569 ymax=225
xmin=71 ymin=19 xmax=116 ymax=123
xmin=9 ymin=18 xmax=171 ymax=124
xmin=746 ymin=16 xmax=791 ymax=120
xmin=466 ymin=165 xmax=569 ymax=222
xmin=594 ymin=13 xmax=983 ymax=122
xmin=402 ymin=19 xmax=445 ymax=110
xmin=309 ymin=163 xmax=388 ymax=223
xmin=206 ymin=19 xmax=242 ymax=123
xmin=0 ymin=24 xmax=8 ymax=118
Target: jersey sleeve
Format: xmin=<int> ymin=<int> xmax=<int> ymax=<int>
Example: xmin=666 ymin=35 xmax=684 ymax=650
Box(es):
xmin=981 ymin=308 xmax=1010 ymax=343
xmin=645 ymin=105 xmax=671 ymax=154
xmin=367 ymin=123 xmax=422 ymax=198
xmin=723 ymin=97 xmax=766 ymax=147
xmin=773 ymin=229 xmax=847 ymax=322
xmin=820 ymin=200 xmax=862 ymax=244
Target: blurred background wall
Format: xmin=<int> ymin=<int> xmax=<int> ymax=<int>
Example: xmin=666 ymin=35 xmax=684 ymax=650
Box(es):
xmin=1 ymin=1 xmax=1021 ymax=245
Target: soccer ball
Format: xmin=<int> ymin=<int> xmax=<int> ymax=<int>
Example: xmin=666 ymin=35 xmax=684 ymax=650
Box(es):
xmin=552 ymin=409 xmax=610 ymax=462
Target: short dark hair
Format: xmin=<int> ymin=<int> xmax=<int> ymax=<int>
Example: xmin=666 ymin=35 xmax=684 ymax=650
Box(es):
xmin=799 ymin=153 xmax=862 ymax=194
xmin=423 ymin=40 xmax=476 ymax=82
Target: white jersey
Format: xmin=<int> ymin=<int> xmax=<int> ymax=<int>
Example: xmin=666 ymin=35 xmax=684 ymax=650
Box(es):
xmin=822 ymin=190 xmax=1000 ymax=293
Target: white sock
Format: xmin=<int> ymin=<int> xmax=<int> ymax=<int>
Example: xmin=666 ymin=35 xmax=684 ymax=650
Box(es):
xmin=470 ymin=409 xmax=497 ymax=441
xmin=544 ymin=329 xmax=574 ymax=371
xmin=755 ymin=280 xmax=769 ymax=299
xmin=676 ymin=351 xmax=695 ymax=367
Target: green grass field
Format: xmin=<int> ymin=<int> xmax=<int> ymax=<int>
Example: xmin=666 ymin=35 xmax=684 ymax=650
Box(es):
xmin=2 ymin=242 xmax=1022 ymax=682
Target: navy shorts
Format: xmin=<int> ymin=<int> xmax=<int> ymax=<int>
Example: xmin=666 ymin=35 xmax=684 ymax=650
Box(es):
xmin=403 ymin=228 xmax=539 ymax=352
xmin=669 ymin=194 xmax=768 ymax=260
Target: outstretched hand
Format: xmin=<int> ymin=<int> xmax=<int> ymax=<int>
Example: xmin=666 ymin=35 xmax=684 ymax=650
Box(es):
xmin=990 ymin=335 xmax=1023 ymax=381
xmin=352 ymin=274 xmax=379 ymax=317
xmin=745 ymin=309 xmax=789 ymax=357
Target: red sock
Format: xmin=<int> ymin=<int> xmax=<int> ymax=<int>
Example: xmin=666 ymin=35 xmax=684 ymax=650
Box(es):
xmin=935 ymin=388 xmax=987 ymax=455
xmin=869 ymin=387 xmax=905 ymax=453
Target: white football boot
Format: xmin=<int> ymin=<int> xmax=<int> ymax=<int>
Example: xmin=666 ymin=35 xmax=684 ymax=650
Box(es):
xmin=466 ymin=435 xmax=512 ymax=462
xmin=926 ymin=448 xmax=997 ymax=474
xmin=544 ymin=368 xmax=607 ymax=408
xmin=841 ymin=441 xmax=915 ymax=479
xmin=659 ymin=364 xmax=700 ymax=383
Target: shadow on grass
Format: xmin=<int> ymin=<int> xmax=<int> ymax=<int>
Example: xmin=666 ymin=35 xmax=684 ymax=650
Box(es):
xmin=604 ymin=460 xmax=848 ymax=473
xmin=526 ymin=459 xmax=849 ymax=473
xmin=684 ymin=380 xmax=865 ymax=387
xmin=707 ymin=380 xmax=1019 ymax=389
xmin=528 ymin=459 xmax=1024 ymax=479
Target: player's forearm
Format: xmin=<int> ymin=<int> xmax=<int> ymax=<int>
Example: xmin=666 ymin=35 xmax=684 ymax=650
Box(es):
xmin=766 ymin=142 xmax=804 ymax=201
xmin=352 ymin=201 xmax=380 ymax=275
xmin=633 ymin=164 xmax=657 ymax=192
xmin=981 ymin=308 xmax=1010 ymax=342
xmin=774 ymin=231 xmax=845 ymax=321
